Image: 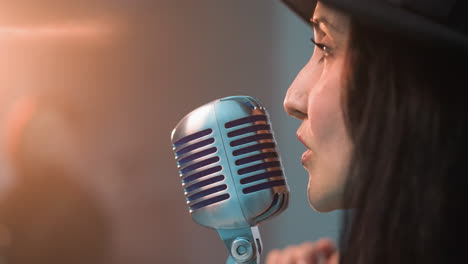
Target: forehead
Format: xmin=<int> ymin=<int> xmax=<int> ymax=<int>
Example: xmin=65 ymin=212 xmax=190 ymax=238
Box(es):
xmin=312 ymin=2 xmax=350 ymax=34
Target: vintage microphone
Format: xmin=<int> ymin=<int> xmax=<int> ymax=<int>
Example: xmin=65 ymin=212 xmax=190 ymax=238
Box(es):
xmin=170 ymin=96 xmax=289 ymax=264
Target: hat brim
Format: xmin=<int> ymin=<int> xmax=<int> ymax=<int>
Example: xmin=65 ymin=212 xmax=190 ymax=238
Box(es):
xmin=281 ymin=0 xmax=317 ymax=25
xmin=281 ymin=0 xmax=468 ymax=49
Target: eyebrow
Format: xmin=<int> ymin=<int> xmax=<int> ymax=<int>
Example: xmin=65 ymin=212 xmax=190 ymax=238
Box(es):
xmin=310 ymin=16 xmax=343 ymax=34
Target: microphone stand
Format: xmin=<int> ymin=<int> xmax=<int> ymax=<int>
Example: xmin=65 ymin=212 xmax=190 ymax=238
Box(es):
xmin=217 ymin=226 xmax=262 ymax=264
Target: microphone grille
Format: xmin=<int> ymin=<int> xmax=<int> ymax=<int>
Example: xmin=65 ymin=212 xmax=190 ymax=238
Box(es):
xmin=222 ymin=111 xmax=289 ymax=223
xmin=173 ymin=128 xmax=230 ymax=212
xmin=171 ymin=96 xmax=289 ymax=228
xmin=224 ymin=114 xmax=286 ymax=194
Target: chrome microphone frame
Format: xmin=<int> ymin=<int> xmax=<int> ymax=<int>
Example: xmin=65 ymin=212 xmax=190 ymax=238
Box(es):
xmin=171 ymin=96 xmax=289 ymax=264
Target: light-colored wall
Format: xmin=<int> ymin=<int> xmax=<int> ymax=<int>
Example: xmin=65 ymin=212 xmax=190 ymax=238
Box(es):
xmin=0 ymin=0 xmax=340 ymax=263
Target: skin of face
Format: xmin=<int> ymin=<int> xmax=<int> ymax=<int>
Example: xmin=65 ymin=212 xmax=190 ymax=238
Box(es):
xmin=283 ymin=2 xmax=352 ymax=212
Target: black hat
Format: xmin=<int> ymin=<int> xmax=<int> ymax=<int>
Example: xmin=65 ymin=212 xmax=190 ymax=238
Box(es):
xmin=281 ymin=0 xmax=468 ymax=49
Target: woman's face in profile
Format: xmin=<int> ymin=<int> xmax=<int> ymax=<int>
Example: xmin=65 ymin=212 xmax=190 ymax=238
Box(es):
xmin=284 ymin=2 xmax=352 ymax=212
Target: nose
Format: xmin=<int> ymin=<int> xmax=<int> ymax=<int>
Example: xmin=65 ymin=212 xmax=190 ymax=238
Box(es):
xmin=284 ymin=69 xmax=309 ymax=121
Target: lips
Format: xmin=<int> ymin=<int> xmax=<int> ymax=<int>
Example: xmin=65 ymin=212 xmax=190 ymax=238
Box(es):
xmin=297 ymin=133 xmax=313 ymax=165
xmin=297 ymin=133 xmax=311 ymax=150
xmin=302 ymin=149 xmax=312 ymax=165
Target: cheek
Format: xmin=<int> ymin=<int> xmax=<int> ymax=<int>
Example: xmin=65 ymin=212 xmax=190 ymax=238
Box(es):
xmin=307 ymin=68 xmax=344 ymax=147
xmin=305 ymin=57 xmax=352 ymax=211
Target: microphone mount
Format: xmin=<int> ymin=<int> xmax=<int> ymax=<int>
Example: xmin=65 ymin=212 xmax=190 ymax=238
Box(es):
xmin=218 ymin=226 xmax=262 ymax=264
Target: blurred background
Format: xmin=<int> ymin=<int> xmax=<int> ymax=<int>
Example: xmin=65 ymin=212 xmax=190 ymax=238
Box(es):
xmin=0 ymin=0 xmax=340 ymax=263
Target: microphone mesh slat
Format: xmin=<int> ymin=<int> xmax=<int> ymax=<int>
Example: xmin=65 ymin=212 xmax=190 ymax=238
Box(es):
xmin=190 ymin=193 xmax=230 ymax=211
xmin=180 ymin=156 xmax=220 ymax=174
xmin=173 ymin=128 xmax=213 ymax=148
xmin=229 ymin=133 xmax=273 ymax=147
xmin=178 ymin=147 xmax=218 ymax=166
xmin=235 ymin=152 xmax=278 ymax=166
xmin=224 ymin=114 xmax=268 ymax=128
xmin=182 ymin=165 xmax=222 ymax=184
xmin=232 ymin=142 xmax=276 ymax=156
xmin=227 ymin=124 xmax=271 ymax=138
xmin=240 ymin=170 xmax=284 ymax=185
xmin=187 ymin=184 xmax=228 ymax=202
xmin=237 ymin=161 xmax=281 ymax=175
xmin=242 ymin=180 xmax=286 ymax=194
xmin=185 ymin=175 xmax=225 ymax=193
xmin=176 ymin=138 xmax=215 ymax=157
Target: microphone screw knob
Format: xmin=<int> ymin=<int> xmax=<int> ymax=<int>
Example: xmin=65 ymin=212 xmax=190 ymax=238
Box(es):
xmin=237 ymin=245 xmax=247 ymax=255
xmin=231 ymin=238 xmax=255 ymax=262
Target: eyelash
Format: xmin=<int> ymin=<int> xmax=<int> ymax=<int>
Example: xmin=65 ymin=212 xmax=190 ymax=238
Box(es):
xmin=310 ymin=37 xmax=332 ymax=63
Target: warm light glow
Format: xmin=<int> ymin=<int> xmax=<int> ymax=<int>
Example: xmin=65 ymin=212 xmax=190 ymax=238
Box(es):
xmin=0 ymin=22 xmax=114 ymax=39
xmin=3 ymin=95 xmax=39 ymax=160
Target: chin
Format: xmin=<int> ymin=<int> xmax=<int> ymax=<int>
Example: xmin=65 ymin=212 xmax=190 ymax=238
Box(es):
xmin=307 ymin=188 xmax=342 ymax=213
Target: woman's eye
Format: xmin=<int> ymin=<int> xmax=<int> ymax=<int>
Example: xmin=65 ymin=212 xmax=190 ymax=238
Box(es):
xmin=310 ymin=37 xmax=332 ymax=63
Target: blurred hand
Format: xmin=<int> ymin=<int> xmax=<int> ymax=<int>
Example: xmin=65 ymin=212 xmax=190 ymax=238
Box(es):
xmin=265 ymin=238 xmax=339 ymax=264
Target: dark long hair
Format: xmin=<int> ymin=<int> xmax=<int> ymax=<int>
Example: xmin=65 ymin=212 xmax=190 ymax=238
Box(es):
xmin=339 ymin=19 xmax=468 ymax=263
